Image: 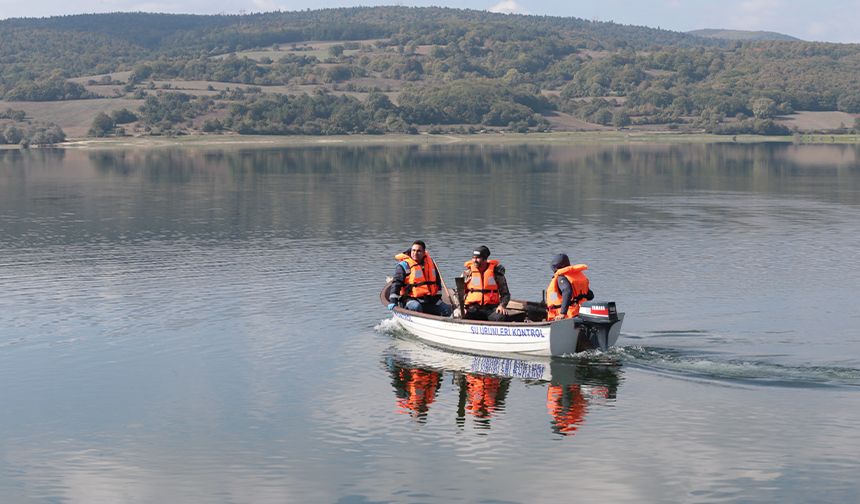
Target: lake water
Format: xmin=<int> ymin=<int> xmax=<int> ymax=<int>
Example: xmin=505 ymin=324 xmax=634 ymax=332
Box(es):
xmin=1 ymin=142 xmax=859 ymax=503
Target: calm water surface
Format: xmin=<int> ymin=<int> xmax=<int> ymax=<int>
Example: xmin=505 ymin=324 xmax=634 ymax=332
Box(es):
xmin=1 ymin=143 xmax=860 ymax=503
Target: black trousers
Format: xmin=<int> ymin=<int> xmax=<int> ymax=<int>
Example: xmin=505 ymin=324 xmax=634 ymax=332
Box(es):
xmin=464 ymin=305 xmax=509 ymax=322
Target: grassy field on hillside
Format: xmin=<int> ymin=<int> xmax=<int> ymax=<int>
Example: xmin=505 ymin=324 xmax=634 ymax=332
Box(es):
xmin=780 ymin=111 xmax=857 ymax=131
xmin=214 ymin=40 xmax=378 ymax=61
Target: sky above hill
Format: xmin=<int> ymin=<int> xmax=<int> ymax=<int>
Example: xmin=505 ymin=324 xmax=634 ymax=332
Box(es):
xmin=1 ymin=0 xmax=858 ymax=43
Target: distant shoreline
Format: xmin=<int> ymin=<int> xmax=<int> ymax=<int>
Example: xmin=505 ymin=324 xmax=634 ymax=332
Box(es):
xmin=32 ymin=132 xmax=860 ymax=150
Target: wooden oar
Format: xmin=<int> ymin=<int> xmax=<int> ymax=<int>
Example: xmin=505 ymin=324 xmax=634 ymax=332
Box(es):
xmin=454 ymin=276 xmax=467 ymax=318
xmin=433 ymin=259 xmax=465 ymax=317
xmin=439 ymin=272 xmax=456 ymax=310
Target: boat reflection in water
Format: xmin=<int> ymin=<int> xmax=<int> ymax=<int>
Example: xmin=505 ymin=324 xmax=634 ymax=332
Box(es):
xmin=390 ymin=366 xmax=442 ymax=422
xmin=456 ymin=373 xmax=511 ymax=429
xmin=384 ymin=336 xmax=621 ymax=435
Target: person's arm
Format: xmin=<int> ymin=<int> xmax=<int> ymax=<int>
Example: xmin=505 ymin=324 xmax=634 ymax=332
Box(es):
xmin=557 ymin=275 xmax=574 ymax=316
xmin=574 ymin=275 xmax=594 ymax=304
xmin=390 ymin=262 xmax=408 ymax=304
xmin=495 ymin=265 xmax=511 ymax=308
xmin=462 ymin=266 xmax=471 ymax=279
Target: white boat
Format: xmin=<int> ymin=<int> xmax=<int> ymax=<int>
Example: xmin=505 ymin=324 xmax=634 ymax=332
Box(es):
xmin=381 ymin=282 xmax=624 ymax=357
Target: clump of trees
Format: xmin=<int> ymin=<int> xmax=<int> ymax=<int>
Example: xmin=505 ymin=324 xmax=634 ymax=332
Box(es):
xmin=0 ymin=108 xmax=27 ymax=121
xmin=27 ymin=124 xmax=67 ymax=145
xmin=1 ymin=107 xmax=66 ymax=146
xmin=5 ymin=75 xmax=94 ymax=101
xmin=112 ymin=108 xmax=138 ymax=124
xmin=88 ymin=113 xmax=117 ymax=137
xmin=0 ymin=123 xmax=65 ymax=146
xmin=88 ymin=108 xmax=140 ymax=136
xmin=224 ymin=91 xmax=401 ymax=135
xmin=87 ymin=94 xmax=213 ymax=136
xmin=221 ymin=82 xmax=551 ymax=136
xmin=138 ymin=92 xmax=214 ymax=133
xmin=398 ymin=81 xmax=551 ymax=128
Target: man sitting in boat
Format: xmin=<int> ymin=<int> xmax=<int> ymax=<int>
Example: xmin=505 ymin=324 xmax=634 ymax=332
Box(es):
xmin=546 ymin=253 xmax=594 ymax=320
xmin=461 ymin=245 xmax=513 ymax=321
xmin=388 ymin=240 xmax=453 ymax=316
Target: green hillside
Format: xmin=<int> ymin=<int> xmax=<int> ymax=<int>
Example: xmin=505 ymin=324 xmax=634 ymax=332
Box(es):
xmin=689 ymin=29 xmax=801 ymax=42
xmin=1 ymin=7 xmax=858 ymax=141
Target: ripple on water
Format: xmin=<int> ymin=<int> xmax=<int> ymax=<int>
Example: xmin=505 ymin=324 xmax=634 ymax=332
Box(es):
xmin=618 ymin=345 xmax=860 ymax=388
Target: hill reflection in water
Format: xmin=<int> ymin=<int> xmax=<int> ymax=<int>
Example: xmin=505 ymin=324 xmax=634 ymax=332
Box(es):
xmin=3 ymin=143 xmax=858 ymax=247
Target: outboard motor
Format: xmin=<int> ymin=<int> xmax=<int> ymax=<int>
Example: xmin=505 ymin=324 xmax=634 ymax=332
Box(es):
xmin=575 ymin=301 xmax=625 ymax=352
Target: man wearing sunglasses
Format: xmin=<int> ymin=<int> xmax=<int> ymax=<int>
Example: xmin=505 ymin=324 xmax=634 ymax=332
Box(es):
xmin=389 ymin=240 xmax=452 ymax=316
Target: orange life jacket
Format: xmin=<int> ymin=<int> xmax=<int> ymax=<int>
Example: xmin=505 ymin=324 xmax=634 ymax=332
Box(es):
xmin=463 ymin=259 xmax=501 ymax=306
xmin=395 ymin=252 xmax=440 ymax=298
xmin=546 ymin=264 xmax=590 ymax=319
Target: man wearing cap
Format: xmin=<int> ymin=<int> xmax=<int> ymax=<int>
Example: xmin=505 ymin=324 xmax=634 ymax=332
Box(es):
xmin=545 ymin=253 xmax=594 ymax=321
xmin=461 ymin=245 xmax=512 ymax=321
xmin=389 ymin=240 xmax=452 ymax=316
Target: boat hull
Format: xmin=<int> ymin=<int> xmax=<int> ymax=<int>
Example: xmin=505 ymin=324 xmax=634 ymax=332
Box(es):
xmin=391 ymin=310 xmax=560 ymax=356
xmin=382 ymin=282 xmax=623 ymax=357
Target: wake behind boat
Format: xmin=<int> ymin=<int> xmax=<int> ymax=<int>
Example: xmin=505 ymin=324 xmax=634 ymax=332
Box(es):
xmin=381 ymin=282 xmax=624 ymax=357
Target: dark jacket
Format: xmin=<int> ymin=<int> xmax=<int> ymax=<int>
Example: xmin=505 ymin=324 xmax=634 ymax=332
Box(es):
xmin=556 ymin=275 xmax=594 ymax=315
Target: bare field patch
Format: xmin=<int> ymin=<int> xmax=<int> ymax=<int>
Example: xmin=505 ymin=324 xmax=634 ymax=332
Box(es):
xmin=644 ymin=69 xmax=675 ymax=77
xmin=579 ymin=49 xmax=613 ymax=59
xmin=345 ymin=77 xmax=404 ymax=90
xmin=543 ymin=111 xmax=610 ymax=131
xmin=146 ymin=80 xmax=262 ymax=95
xmin=214 ymin=39 xmax=384 ymax=61
xmin=569 ymin=96 xmax=627 ymax=104
xmin=69 ymin=71 xmax=133 ymax=85
xmin=69 ymin=72 xmax=134 ymax=98
xmin=779 ymin=111 xmax=858 ymax=131
xmin=0 ymin=98 xmax=142 ymax=138
xmin=81 ymin=85 xmax=127 ymax=98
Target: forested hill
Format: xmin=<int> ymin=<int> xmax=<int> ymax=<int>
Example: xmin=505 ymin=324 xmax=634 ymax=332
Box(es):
xmin=0 ymin=8 xmax=712 ymax=80
xmin=1 ymin=8 xmax=712 ymax=53
xmin=688 ymin=29 xmax=801 ymax=42
xmin=1 ymin=7 xmax=859 ymax=141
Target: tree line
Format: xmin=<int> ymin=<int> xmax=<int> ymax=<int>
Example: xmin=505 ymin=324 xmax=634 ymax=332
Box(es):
xmin=94 ymin=82 xmax=553 ymax=136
